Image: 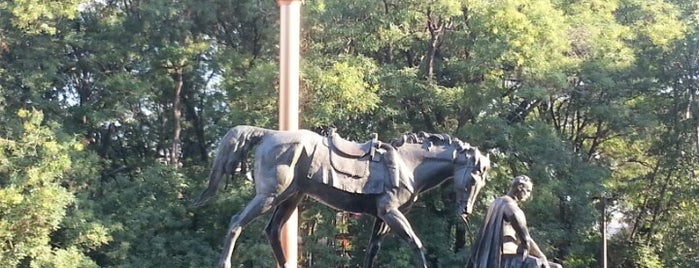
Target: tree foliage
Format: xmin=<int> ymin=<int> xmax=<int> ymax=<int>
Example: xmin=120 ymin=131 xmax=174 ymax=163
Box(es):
xmin=0 ymin=0 xmax=697 ymax=267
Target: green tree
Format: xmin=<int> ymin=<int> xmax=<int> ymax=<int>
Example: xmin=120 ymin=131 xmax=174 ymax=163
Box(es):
xmin=1 ymin=0 xmax=698 ymax=267
xmin=0 ymin=110 xmax=109 ymax=267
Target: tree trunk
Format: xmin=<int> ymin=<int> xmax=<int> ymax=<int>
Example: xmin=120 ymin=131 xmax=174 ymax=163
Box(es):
xmin=425 ymin=8 xmax=446 ymax=82
xmin=182 ymin=85 xmax=208 ymax=162
xmin=171 ymin=67 xmax=183 ymax=167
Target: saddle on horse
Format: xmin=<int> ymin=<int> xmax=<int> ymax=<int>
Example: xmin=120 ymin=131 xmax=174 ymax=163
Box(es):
xmin=325 ymin=131 xmax=403 ymax=192
xmin=329 ymin=132 xmax=378 ymax=159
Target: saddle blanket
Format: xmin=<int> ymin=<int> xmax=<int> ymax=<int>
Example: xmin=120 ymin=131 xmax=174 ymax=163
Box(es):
xmin=306 ymin=143 xmax=386 ymax=194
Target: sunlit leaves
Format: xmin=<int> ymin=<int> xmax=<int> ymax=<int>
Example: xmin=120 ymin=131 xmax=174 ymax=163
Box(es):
xmin=303 ymin=56 xmax=380 ymax=126
xmin=1 ymin=0 xmax=80 ymax=34
xmin=619 ymin=0 xmax=687 ymax=49
xmin=0 ymin=110 xmax=105 ymax=267
xmin=467 ymin=0 xmax=570 ymax=74
xmin=563 ymin=0 xmax=636 ymax=69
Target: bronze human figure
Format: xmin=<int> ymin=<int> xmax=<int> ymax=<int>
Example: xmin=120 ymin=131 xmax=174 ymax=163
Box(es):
xmin=195 ymin=125 xmax=491 ymax=268
xmin=467 ymin=175 xmax=562 ymax=268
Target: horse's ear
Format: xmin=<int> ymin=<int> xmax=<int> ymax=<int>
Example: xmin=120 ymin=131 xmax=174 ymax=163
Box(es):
xmin=392 ymin=135 xmax=406 ymax=147
xmin=418 ymin=131 xmax=428 ymax=139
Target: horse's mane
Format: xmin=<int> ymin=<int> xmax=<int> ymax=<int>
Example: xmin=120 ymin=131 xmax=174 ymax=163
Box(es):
xmin=390 ymin=131 xmax=490 ymax=178
xmin=389 ymin=131 xmax=471 ymax=150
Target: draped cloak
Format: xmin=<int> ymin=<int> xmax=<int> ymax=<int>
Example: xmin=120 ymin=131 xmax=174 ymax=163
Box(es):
xmin=467 ymin=196 xmax=509 ymax=268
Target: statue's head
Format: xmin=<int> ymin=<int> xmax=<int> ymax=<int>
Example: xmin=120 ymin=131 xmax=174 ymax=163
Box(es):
xmin=453 ymin=147 xmax=491 ymax=218
xmin=509 ymin=175 xmax=533 ymax=202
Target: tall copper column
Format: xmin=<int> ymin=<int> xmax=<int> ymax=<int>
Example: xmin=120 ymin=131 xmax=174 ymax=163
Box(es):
xmin=277 ymin=0 xmax=301 ymax=267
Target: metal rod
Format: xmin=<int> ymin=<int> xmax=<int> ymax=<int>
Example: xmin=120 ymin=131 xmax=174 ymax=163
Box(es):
xmin=602 ymin=196 xmax=607 ymax=268
xmin=277 ymin=0 xmax=302 ymax=267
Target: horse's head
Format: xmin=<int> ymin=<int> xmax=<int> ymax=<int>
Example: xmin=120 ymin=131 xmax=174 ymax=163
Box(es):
xmin=453 ymin=145 xmax=490 ymax=219
xmin=391 ymin=132 xmax=490 ymax=219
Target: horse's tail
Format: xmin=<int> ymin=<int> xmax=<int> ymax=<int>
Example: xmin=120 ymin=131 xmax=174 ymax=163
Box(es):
xmin=194 ymin=125 xmax=271 ymax=206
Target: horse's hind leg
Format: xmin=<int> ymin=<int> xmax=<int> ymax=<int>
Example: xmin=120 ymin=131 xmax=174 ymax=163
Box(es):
xmin=218 ymin=194 xmax=275 ymax=268
xmin=265 ymin=192 xmax=304 ymax=267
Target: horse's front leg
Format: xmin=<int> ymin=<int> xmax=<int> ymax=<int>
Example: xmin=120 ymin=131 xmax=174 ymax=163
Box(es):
xmin=265 ymin=192 xmax=304 ymax=267
xmin=218 ymin=194 xmax=275 ymax=268
xmin=363 ymin=218 xmax=391 ymax=268
xmin=376 ymin=198 xmax=427 ymax=268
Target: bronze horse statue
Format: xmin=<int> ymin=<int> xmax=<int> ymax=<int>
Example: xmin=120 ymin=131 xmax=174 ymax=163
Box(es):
xmin=195 ymin=126 xmax=491 ymax=268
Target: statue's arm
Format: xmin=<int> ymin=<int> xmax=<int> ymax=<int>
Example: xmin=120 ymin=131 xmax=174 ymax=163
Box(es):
xmin=508 ymin=207 xmax=549 ymax=264
xmin=506 ymin=207 xmax=531 ymax=250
